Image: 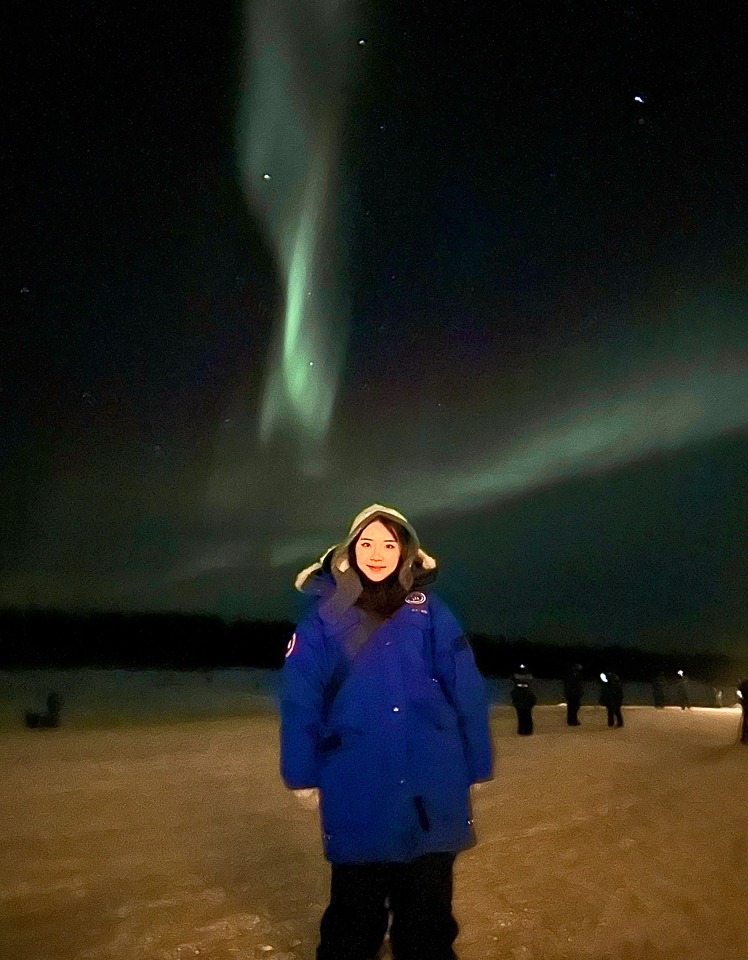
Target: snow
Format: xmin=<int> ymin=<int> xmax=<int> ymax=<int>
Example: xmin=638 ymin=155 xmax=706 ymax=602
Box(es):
xmin=0 ymin=670 xmax=281 ymax=729
xmin=1 ymin=686 xmax=747 ymax=959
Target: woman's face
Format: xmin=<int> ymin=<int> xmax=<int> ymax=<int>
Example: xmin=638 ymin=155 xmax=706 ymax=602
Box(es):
xmin=355 ymin=520 xmax=402 ymax=582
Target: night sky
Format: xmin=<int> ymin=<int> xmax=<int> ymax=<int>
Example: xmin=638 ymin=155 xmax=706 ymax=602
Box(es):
xmin=7 ymin=0 xmax=748 ymax=655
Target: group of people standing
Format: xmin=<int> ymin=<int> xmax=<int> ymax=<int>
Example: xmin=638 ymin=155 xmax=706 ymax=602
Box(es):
xmin=509 ymin=663 xmax=624 ymax=734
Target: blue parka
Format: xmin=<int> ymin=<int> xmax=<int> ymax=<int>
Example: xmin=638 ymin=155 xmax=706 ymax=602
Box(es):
xmin=280 ymin=578 xmax=493 ymax=864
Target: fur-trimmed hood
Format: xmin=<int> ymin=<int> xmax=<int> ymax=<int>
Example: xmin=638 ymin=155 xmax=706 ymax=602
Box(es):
xmin=294 ymin=504 xmax=437 ymax=623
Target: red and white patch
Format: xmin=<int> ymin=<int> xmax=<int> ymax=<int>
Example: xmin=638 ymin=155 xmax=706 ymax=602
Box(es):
xmin=285 ymin=632 xmax=297 ymax=657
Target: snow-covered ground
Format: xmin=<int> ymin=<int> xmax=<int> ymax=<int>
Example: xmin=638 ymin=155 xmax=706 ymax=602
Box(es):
xmin=1 ymin=696 xmax=747 ymax=959
xmin=0 ymin=670 xmax=282 ymax=730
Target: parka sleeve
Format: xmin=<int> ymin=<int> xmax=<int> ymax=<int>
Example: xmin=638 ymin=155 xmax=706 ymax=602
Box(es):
xmin=430 ymin=594 xmax=493 ymax=783
xmin=279 ymin=614 xmax=328 ymax=789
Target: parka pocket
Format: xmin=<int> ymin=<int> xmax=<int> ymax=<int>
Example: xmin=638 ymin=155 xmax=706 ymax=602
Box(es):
xmin=316 ymin=724 xmax=363 ymax=761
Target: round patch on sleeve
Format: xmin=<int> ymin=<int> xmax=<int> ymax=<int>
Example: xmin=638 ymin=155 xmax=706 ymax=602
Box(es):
xmin=404 ymin=591 xmax=426 ymax=605
xmin=285 ymin=632 xmax=297 ymax=657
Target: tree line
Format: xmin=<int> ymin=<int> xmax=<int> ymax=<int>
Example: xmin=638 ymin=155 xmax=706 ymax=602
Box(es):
xmin=0 ymin=609 xmax=742 ymax=684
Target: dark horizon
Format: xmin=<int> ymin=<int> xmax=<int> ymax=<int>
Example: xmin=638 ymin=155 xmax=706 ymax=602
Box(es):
xmin=1 ymin=607 xmax=744 ymax=686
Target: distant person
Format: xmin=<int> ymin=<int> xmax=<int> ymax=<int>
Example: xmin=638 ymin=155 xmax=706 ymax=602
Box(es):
xmin=24 ymin=690 xmax=62 ymax=729
xmin=738 ymin=679 xmax=748 ymax=745
xmin=45 ymin=691 xmax=61 ymax=727
xmin=676 ymin=671 xmax=691 ymax=710
xmin=510 ymin=666 xmax=537 ymax=735
xmin=652 ymin=674 xmax=666 ymax=709
xmin=280 ymin=504 xmax=493 ymax=960
xmin=599 ymin=673 xmax=624 ymax=728
xmin=563 ymin=663 xmax=584 ymax=726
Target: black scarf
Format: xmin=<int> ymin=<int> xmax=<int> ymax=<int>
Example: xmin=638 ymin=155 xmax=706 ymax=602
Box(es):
xmin=354 ymin=570 xmax=408 ymax=621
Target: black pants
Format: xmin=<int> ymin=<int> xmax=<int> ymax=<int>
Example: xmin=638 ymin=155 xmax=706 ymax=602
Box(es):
xmin=317 ymin=852 xmax=458 ymax=960
xmin=566 ymin=698 xmax=581 ymax=725
xmin=606 ymin=706 xmax=623 ymax=727
xmin=515 ymin=707 xmax=533 ymax=735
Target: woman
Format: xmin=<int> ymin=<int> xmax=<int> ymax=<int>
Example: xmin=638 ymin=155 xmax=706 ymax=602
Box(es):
xmin=280 ymin=504 xmax=493 ymax=960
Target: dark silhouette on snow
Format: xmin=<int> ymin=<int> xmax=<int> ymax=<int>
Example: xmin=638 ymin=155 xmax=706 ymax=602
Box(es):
xmin=676 ymin=671 xmax=691 ymax=709
xmin=563 ymin=663 xmax=584 ymax=726
xmin=738 ymin=679 xmax=748 ymax=745
xmin=599 ymin=673 xmax=624 ymax=728
xmin=652 ymin=674 xmax=666 ymax=709
xmin=24 ymin=691 xmax=62 ymax=729
xmin=510 ymin=667 xmax=537 ymax=735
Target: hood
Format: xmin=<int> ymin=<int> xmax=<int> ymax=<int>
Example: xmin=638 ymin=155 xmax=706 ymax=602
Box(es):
xmin=294 ymin=504 xmax=437 ymax=622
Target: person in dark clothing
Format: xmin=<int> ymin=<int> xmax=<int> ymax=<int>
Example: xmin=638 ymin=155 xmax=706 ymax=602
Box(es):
xmin=676 ymin=671 xmax=691 ymax=709
xmin=652 ymin=674 xmax=666 ymax=709
xmin=280 ymin=504 xmax=493 ymax=960
xmin=24 ymin=690 xmax=62 ymax=729
xmin=510 ymin=667 xmax=537 ymax=735
xmin=738 ymin=679 xmax=748 ymax=745
xmin=45 ymin=692 xmax=62 ymax=727
xmin=563 ymin=664 xmax=584 ymax=726
xmin=599 ymin=672 xmax=624 ymax=727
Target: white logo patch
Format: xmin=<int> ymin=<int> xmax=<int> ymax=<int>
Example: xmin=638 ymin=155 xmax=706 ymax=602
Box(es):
xmin=285 ymin=632 xmax=297 ymax=657
xmin=404 ymin=591 xmax=426 ymax=605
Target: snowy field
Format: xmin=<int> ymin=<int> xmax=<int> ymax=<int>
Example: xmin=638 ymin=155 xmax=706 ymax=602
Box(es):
xmin=0 ymin=670 xmax=283 ymax=730
xmin=1 ymin=693 xmax=747 ymax=959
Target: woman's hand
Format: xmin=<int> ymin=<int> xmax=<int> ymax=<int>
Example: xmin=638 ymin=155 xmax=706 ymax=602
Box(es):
xmin=291 ymin=788 xmax=320 ymax=810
